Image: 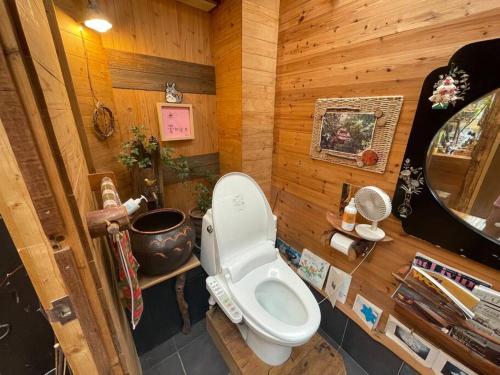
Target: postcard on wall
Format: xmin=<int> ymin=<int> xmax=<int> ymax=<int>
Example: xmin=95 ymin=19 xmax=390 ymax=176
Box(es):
xmin=431 ymin=352 xmax=477 ymax=375
xmin=297 ymin=249 xmax=329 ymax=290
xmin=353 ymin=294 xmax=382 ymax=330
xmin=325 ymin=265 xmax=352 ymax=308
xmin=385 ymin=315 xmax=440 ymax=367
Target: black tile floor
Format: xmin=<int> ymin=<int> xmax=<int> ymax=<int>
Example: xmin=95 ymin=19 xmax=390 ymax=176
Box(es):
xmin=140 ymin=318 xmax=400 ymax=375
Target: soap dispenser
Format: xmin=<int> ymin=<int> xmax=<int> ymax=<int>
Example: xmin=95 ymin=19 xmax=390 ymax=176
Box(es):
xmin=122 ymin=195 xmax=147 ymax=215
xmin=341 ymin=198 xmax=357 ymax=231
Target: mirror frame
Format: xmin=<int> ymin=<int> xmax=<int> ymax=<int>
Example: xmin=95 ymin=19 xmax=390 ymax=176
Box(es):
xmin=392 ymin=38 xmax=500 ymax=269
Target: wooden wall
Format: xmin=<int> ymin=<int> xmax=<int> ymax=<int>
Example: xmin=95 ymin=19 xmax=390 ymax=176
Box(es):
xmin=212 ymin=0 xmax=279 ymax=197
xmin=56 ymin=0 xmax=217 ymax=212
xmin=273 ymin=0 xmax=500 ymax=367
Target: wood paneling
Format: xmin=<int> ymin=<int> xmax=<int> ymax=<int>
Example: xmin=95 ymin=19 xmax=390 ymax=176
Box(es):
xmin=212 ymin=0 xmax=279 ymax=197
xmin=100 ymin=0 xmax=213 ymax=66
xmin=106 ymin=49 xmax=216 ymax=94
xmin=212 ymin=0 xmax=243 ymax=173
xmin=273 ymin=0 xmax=500 ymax=367
xmin=56 ymin=0 xmax=217 ymax=210
xmin=241 ymin=0 xmax=279 ymax=198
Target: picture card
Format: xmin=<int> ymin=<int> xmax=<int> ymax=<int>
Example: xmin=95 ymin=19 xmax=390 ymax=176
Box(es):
xmin=353 ymin=294 xmax=382 ymax=330
xmin=432 ymin=351 xmax=477 ymax=375
xmin=385 ymin=315 xmax=440 ymax=367
xmin=297 ymin=249 xmax=329 ymax=289
xmin=325 ymin=265 xmax=351 ymax=307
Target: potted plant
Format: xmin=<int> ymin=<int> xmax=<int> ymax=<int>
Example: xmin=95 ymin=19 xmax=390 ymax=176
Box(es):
xmin=189 ymin=172 xmax=217 ymax=244
xmin=118 ymin=125 xmax=189 ymax=207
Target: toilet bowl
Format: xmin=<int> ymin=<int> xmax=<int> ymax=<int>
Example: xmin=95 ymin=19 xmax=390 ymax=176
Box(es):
xmin=200 ymin=172 xmax=320 ymax=366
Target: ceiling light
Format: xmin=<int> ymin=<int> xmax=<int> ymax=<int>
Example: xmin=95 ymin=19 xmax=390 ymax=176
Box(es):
xmin=83 ymin=0 xmax=112 ymax=33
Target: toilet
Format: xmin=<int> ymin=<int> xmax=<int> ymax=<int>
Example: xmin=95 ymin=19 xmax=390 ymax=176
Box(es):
xmin=200 ymin=172 xmax=321 ymax=366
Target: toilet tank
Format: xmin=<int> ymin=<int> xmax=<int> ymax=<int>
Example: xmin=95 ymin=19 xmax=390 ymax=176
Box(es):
xmin=200 ymin=209 xmax=218 ymax=276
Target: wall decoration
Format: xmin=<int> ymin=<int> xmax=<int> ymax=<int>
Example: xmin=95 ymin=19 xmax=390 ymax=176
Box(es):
xmin=385 ymin=315 xmax=440 ymax=367
xmin=157 ymin=103 xmax=194 ymax=141
xmin=396 ymin=158 xmax=425 ymax=218
xmin=325 ymin=265 xmax=352 ymax=308
xmin=297 ymin=249 xmax=329 ymax=289
xmin=429 ymin=65 xmax=470 ymax=110
xmin=353 ymin=294 xmax=382 ymax=330
xmin=165 ymin=82 xmax=183 ymax=103
xmin=310 ymin=96 xmax=403 ymax=173
xmin=432 ymin=352 xmax=477 ymax=375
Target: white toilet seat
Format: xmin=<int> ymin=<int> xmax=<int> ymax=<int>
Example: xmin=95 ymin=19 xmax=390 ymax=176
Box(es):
xmin=226 ymin=256 xmax=321 ymax=346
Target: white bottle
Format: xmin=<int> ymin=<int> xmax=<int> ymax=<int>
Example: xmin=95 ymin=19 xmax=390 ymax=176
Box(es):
xmin=122 ymin=195 xmax=147 ymax=215
xmin=341 ymin=198 xmax=357 ymax=231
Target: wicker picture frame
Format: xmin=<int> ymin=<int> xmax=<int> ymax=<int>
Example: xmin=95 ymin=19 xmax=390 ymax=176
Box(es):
xmin=310 ymin=96 xmax=403 ymax=173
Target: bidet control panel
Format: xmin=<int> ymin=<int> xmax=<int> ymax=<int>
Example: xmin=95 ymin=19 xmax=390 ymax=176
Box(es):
xmin=206 ymin=276 xmax=242 ymax=323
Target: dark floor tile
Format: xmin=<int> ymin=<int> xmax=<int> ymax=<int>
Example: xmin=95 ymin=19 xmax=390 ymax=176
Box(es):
xmin=338 ymin=346 xmax=369 ymax=375
xmin=179 ymin=332 xmax=228 ymax=375
xmin=140 ymin=336 xmax=177 ymax=370
xmin=399 ymin=363 xmax=419 ymax=375
xmin=148 ymin=353 xmax=185 ymax=375
xmin=341 ymin=320 xmax=402 ymax=375
xmin=174 ymin=319 xmax=207 ymax=349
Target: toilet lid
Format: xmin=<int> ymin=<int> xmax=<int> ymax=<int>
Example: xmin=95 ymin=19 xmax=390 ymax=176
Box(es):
xmin=212 ymin=173 xmax=275 ymax=271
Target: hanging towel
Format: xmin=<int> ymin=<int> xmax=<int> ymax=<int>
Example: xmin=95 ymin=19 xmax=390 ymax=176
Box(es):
xmin=101 ymin=177 xmax=143 ymax=329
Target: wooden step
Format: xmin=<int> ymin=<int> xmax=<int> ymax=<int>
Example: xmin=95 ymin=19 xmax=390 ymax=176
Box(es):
xmin=206 ymin=307 xmax=346 ymax=375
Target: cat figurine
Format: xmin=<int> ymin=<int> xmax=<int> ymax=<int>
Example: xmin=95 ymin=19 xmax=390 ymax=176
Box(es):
xmin=165 ymin=82 xmax=183 ymax=103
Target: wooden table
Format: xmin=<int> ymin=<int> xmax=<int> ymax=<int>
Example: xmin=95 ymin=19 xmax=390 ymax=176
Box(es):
xmin=139 ymin=255 xmax=201 ymax=334
xmin=207 ymin=307 xmax=346 ymax=375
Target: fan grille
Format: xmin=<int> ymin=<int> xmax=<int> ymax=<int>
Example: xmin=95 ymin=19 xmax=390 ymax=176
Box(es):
xmin=354 ymin=187 xmax=392 ymax=221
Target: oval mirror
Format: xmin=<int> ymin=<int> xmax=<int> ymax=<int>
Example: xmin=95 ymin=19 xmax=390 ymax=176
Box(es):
xmin=426 ymin=89 xmax=500 ymax=244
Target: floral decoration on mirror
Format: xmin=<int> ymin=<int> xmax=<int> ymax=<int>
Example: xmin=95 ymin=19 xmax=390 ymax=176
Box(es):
xmin=397 ymin=158 xmax=424 ymax=218
xmin=429 ymin=65 xmax=470 ymax=110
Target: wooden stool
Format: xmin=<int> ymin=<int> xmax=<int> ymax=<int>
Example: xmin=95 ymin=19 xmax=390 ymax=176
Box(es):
xmin=206 ymin=307 xmax=346 ymax=375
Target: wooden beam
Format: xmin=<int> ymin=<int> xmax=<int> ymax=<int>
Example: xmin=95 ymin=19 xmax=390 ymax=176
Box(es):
xmin=0 ymin=46 xmax=64 ymax=236
xmin=176 ymin=0 xmax=217 ymax=12
xmin=162 ymin=152 xmax=220 ymax=184
xmin=106 ymin=49 xmax=216 ymax=94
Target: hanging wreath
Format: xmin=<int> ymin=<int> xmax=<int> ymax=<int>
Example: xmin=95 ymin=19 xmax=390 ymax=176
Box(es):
xmin=93 ymin=102 xmax=115 ymax=140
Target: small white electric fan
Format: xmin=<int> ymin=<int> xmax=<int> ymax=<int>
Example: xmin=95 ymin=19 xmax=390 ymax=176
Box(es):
xmin=354 ymin=186 xmax=392 ymax=241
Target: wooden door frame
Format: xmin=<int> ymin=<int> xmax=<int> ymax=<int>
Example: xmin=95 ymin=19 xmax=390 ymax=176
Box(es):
xmin=0 ymin=0 xmax=140 ymax=374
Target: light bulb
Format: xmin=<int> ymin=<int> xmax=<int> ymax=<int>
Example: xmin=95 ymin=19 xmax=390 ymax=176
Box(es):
xmin=84 ymin=18 xmax=112 ymax=33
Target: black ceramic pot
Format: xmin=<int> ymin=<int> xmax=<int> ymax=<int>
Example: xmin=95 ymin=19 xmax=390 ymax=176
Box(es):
xmin=130 ymin=208 xmax=195 ymax=276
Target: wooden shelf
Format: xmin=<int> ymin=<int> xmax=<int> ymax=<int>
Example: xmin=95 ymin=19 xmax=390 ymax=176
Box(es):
xmin=138 ymin=254 xmax=201 ymax=290
xmin=326 ymin=211 xmax=393 ymax=242
xmin=395 ymin=301 xmax=497 ymax=375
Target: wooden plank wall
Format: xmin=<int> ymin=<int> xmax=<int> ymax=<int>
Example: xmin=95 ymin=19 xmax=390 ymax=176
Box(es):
xmin=273 ymin=0 xmax=500 ymax=361
xmin=55 ymin=0 xmax=218 ymax=212
xmin=101 ymin=0 xmax=217 ymax=213
xmin=212 ymin=0 xmax=279 ymax=197
xmin=212 ymin=0 xmax=243 ymax=174
xmin=241 ymin=0 xmax=280 ymax=198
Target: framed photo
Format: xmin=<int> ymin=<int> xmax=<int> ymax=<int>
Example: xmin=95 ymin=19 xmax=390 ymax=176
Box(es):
xmin=320 ymin=111 xmax=376 ymax=157
xmin=157 ymin=103 xmax=194 ymax=141
xmin=310 ymin=96 xmax=403 ymax=173
xmin=353 ymin=294 xmax=382 ymax=330
xmin=297 ymin=249 xmax=329 ymax=289
xmin=325 ymin=265 xmax=352 ymax=307
xmin=432 ymin=352 xmax=477 ymax=375
xmin=385 ymin=315 xmax=440 ymax=367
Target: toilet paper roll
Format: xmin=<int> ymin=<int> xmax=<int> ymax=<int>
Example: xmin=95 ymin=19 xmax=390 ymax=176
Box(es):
xmin=330 ymin=233 xmax=354 ymax=255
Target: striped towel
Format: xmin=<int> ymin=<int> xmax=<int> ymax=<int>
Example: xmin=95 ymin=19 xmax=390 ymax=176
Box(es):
xmin=101 ymin=177 xmax=143 ymax=329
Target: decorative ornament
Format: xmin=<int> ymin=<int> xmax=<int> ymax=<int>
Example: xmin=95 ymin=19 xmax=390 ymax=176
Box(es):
xmin=429 ymin=65 xmax=470 ymax=109
xmin=165 ymin=83 xmax=183 ymax=103
xmin=93 ymin=101 xmax=115 ymax=140
xmin=397 ymin=158 xmax=424 ymax=218
xmin=361 ymin=149 xmax=379 ymax=166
